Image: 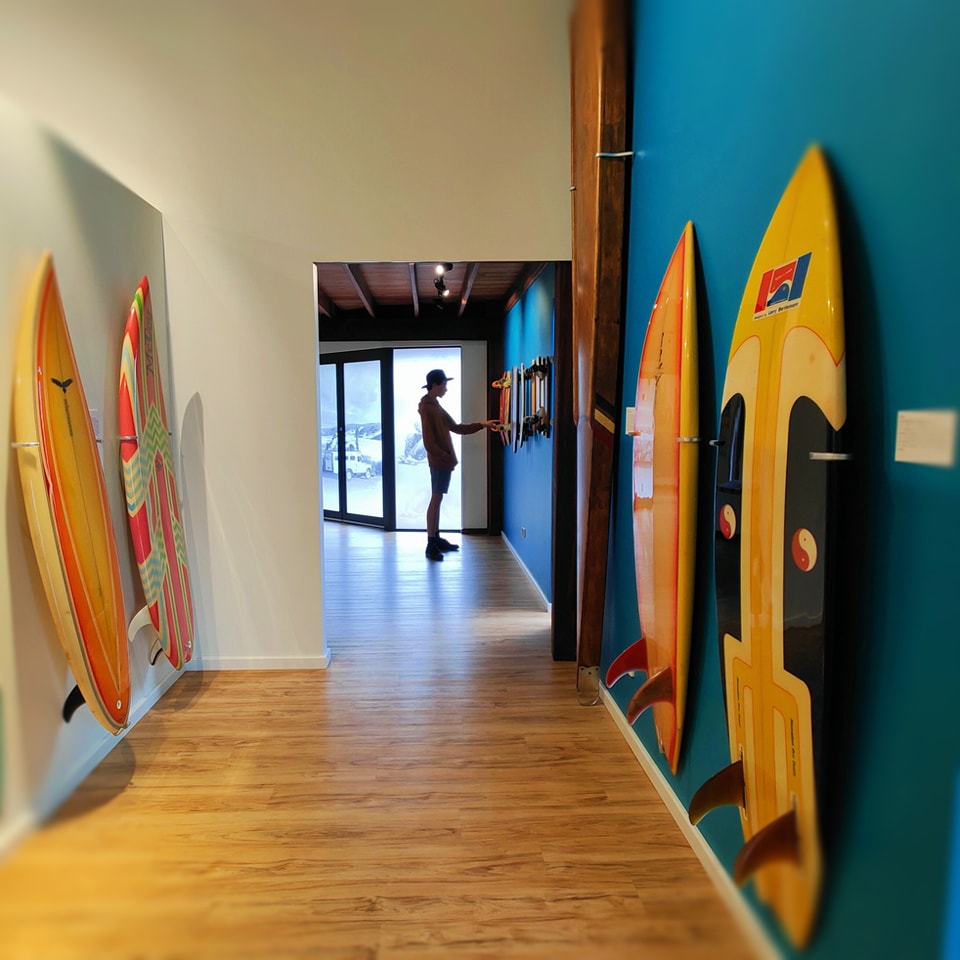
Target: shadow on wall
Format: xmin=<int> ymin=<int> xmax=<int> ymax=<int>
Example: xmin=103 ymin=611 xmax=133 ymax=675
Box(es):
xmin=5 ymin=434 xmax=71 ymax=805
xmin=180 ymin=392 xmax=214 ymax=667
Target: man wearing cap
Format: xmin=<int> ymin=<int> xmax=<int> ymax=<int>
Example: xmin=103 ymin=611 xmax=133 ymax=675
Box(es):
xmin=418 ymin=369 xmax=497 ymax=562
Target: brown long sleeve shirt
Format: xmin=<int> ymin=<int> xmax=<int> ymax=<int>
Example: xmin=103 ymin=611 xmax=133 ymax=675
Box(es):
xmin=417 ymin=395 xmax=484 ymax=471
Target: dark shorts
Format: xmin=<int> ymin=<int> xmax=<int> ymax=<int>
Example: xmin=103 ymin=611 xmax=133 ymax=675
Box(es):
xmin=430 ymin=467 xmax=452 ymax=495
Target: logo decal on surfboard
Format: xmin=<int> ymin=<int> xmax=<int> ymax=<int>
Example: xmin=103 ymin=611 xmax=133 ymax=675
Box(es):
xmin=753 ymin=252 xmax=812 ymax=319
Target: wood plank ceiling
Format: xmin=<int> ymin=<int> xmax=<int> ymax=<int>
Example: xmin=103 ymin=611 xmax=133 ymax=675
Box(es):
xmin=315 ymin=261 xmax=545 ymax=323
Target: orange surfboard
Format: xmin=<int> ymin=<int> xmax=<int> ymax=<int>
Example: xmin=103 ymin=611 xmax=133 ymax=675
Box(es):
xmin=606 ymin=222 xmax=698 ymax=773
xmin=13 ymin=253 xmax=130 ymax=734
xmin=690 ymin=146 xmax=846 ymax=947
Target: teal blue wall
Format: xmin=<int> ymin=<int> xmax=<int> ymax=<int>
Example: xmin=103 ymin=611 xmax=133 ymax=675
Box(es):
xmin=603 ymin=1 xmax=960 ymax=956
xmin=503 ymin=269 xmax=555 ymax=602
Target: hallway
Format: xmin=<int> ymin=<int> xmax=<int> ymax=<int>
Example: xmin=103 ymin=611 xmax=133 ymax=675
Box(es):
xmin=0 ymin=526 xmax=753 ymax=959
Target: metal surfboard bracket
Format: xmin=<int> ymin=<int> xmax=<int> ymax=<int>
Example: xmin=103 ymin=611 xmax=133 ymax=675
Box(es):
xmin=577 ymin=665 xmax=600 ymax=706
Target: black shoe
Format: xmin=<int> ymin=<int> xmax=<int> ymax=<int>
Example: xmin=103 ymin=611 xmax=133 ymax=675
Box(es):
xmin=425 ymin=542 xmax=444 ymax=561
xmin=436 ymin=537 xmax=460 ymax=552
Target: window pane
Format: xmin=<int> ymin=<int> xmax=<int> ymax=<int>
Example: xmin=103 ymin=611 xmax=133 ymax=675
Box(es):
xmin=343 ymin=359 xmax=383 ymax=520
xmin=319 ymin=363 xmax=339 ymax=513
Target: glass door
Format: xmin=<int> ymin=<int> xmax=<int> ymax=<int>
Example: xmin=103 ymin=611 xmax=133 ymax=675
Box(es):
xmin=320 ymin=350 xmax=395 ymax=527
xmin=393 ymin=347 xmax=462 ymax=530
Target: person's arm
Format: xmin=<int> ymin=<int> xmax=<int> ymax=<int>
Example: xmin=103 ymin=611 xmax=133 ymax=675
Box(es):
xmin=450 ymin=419 xmax=498 ymax=435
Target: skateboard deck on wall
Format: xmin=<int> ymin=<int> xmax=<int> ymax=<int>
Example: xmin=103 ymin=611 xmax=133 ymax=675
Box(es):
xmin=606 ymin=222 xmax=699 ymax=774
xmin=523 ymin=357 xmax=552 ymax=438
xmin=570 ymin=0 xmax=629 ymax=697
xmin=491 ymin=370 xmax=512 ymax=445
xmin=689 ymin=146 xmax=847 ymax=948
xmin=119 ymin=276 xmax=195 ymax=670
xmin=13 ymin=252 xmax=130 ymax=734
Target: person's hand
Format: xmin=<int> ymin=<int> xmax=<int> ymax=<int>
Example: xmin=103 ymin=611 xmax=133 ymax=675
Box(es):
xmin=483 ymin=419 xmax=499 ymax=431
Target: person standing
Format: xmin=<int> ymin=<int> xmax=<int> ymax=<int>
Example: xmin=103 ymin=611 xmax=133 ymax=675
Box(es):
xmin=417 ymin=369 xmax=496 ymax=562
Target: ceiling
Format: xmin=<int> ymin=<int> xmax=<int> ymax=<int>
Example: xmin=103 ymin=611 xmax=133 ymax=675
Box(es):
xmin=315 ymin=261 xmax=547 ymax=324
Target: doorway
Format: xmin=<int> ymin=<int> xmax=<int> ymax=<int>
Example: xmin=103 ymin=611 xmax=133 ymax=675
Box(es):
xmin=319 ymin=346 xmax=463 ymax=531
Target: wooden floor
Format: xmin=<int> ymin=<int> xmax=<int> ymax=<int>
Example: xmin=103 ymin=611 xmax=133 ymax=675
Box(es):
xmin=0 ymin=525 xmax=753 ymax=960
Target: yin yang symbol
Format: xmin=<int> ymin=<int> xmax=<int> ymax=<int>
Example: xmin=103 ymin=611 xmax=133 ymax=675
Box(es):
xmin=791 ymin=528 xmax=817 ymax=571
xmin=719 ymin=503 xmax=737 ymax=540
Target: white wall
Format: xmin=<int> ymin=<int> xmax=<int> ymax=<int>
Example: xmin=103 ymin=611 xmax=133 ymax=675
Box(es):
xmin=0 ymin=0 xmax=571 ymax=678
xmin=0 ymin=95 xmax=178 ymax=852
xmin=0 ymin=0 xmax=570 ymax=763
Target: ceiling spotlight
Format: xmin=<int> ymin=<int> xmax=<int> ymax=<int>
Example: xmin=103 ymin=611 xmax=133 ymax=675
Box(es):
xmin=435 ymin=262 xmax=453 ymax=275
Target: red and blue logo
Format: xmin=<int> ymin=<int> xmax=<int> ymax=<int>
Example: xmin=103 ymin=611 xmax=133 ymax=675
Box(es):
xmin=753 ymin=252 xmax=812 ymax=317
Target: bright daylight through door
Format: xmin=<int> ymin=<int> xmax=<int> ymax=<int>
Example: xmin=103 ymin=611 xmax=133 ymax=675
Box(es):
xmin=394 ymin=347 xmax=461 ymax=530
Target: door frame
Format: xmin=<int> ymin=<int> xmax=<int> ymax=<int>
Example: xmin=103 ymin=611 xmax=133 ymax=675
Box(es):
xmin=320 ymin=348 xmax=396 ymax=530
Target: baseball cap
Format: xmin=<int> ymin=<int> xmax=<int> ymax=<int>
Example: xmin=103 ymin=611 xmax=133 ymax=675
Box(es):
xmin=422 ymin=369 xmax=454 ymax=389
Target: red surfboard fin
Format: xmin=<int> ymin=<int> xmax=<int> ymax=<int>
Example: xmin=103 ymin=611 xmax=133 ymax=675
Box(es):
xmin=733 ymin=809 xmax=799 ymax=885
xmin=689 ymin=760 xmax=745 ymax=824
xmin=626 ymin=666 xmax=673 ymax=723
xmin=605 ymin=638 xmax=648 ymax=687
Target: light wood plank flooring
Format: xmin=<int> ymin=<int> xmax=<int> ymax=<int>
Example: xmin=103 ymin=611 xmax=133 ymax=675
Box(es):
xmin=0 ymin=525 xmax=753 ymax=959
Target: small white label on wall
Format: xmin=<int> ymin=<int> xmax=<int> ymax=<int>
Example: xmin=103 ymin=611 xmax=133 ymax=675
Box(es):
xmin=894 ymin=409 xmax=957 ymax=467
xmin=625 ymin=406 xmax=636 ymax=436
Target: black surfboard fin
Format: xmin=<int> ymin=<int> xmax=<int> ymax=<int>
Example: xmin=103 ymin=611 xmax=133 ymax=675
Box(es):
xmin=733 ymin=809 xmax=799 ymax=885
xmin=689 ymin=759 xmax=745 ymax=824
xmin=62 ymin=684 xmax=86 ymax=723
xmin=626 ymin=666 xmax=673 ymax=724
xmin=149 ymin=639 xmax=164 ymax=665
xmin=605 ymin=638 xmax=648 ymax=687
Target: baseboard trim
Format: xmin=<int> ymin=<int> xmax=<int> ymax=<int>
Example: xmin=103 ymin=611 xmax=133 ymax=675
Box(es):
xmin=187 ymin=652 xmax=332 ymax=670
xmin=500 ymin=533 xmax=551 ymax=613
xmin=601 ymin=687 xmax=779 ymax=960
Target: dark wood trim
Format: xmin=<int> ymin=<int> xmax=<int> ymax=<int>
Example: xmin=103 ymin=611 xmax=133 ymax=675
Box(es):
xmin=571 ymin=0 xmax=630 ymax=679
xmin=320 ymin=310 xmax=503 ymax=343
xmin=317 ymin=286 xmax=337 ymax=319
xmin=459 ymin=262 xmax=480 ymax=318
xmin=408 ymin=262 xmax=420 ymax=318
xmin=502 ymin=262 xmax=548 ymax=314
xmin=343 ymin=263 xmax=377 ymax=318
xmin=551 ymin=262 xmax=577 ymax=661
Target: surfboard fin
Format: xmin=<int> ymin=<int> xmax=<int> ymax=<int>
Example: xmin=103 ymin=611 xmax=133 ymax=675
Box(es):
xmin=689 ymin=759 xmax=745 ymax=824
xmin=626 ymin=667 xmax=673 ymax=724
xmin=149 ymin=640 xmax=164 ymax=666
xmin=605 ymin=638 xmax=648 ymax=686
xmin=62 ymin=684 xmax=85 ymax=723
xmin=733 ymin=809 xmax=799 ymax=885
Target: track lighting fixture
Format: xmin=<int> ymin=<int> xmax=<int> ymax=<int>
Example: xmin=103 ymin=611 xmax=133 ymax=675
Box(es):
xmin=433 ymin=263 xmax=453 ymax=308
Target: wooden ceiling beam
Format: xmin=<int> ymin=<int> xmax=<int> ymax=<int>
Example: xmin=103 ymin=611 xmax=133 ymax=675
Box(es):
xmin=458 ymin=262 xmax=480 ymax=318
xmin=408 ymin=262 xmax=420 ymax=318
xmin=343 ymin=263 xmax=377 ymax=317
xmin=316 ymin=285 xmax=337 ymax=318
xmin=502 ymin=262 xmax=547 ymax=314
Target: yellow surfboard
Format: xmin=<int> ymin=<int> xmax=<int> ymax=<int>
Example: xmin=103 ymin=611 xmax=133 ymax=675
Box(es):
xmin=13 ymin=253 xmax=130 ymax=734
xmin=606 ymin=222 xmax=698 ymax=773
xmin=691 ymin=146 xmax=846 ymax=947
